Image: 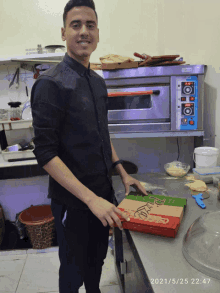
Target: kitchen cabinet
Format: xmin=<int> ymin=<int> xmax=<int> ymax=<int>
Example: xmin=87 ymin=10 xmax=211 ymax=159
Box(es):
xmin=112 ymin=173 xmax=220 ymax=293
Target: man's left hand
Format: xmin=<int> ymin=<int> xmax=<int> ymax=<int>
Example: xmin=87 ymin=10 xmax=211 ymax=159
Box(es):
xmin=121 ymin=174 xmax=148 ymax=196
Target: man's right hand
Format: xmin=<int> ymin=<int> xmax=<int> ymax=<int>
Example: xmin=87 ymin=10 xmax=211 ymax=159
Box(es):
xmin=87 ymin=196 xmax=130 ymax=230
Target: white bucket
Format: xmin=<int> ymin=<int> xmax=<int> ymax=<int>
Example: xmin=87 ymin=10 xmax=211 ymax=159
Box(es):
xmin=194 ymin=147 xmax=219 ymax=168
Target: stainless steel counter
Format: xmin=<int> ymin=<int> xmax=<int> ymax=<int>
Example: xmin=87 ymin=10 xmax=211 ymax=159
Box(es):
xmin=112 ymin=173 xmax=220 ymax=293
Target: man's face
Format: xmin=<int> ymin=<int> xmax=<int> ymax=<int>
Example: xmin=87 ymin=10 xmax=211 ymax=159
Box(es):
xmin=61 ymin=6 xmax=99 ymax=64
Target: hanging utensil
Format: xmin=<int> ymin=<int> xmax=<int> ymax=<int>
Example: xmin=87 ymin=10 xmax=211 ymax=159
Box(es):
xmin=25 ymin=86 xmax=28 ymax=97
xmin=9 ymin=68 xmax=19 ymax=88
xmin=16 ymin=68 xmax=19 ymax=89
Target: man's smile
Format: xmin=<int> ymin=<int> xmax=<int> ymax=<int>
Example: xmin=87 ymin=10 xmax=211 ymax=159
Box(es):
xmin=77 ymin=41 xmax=91 ymax=44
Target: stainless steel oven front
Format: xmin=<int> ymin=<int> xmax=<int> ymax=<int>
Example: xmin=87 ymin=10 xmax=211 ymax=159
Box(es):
xmin=97 ymin=65 xmax=206 ymax=133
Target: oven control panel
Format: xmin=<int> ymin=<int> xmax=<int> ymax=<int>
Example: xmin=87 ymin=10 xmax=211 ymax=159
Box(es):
xmin=176 ymin=76 xmax=198 ymax=130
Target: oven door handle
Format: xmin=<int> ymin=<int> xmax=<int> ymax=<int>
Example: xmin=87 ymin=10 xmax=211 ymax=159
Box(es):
xmin=108 ymin=90 xmax=160 ymax=97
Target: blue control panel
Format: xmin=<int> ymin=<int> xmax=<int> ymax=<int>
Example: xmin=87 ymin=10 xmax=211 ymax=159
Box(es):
xmin=176 ymin=76 xmax=198 ymax=130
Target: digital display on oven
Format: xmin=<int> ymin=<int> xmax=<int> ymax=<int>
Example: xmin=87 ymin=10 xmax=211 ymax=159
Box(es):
xmin=107 ymin=95 xmax=152 ymax=110
xmin=181 ymin=82 xmax=195 ymax=95
xmin=184 ymin=82 xmax=194 ymax=86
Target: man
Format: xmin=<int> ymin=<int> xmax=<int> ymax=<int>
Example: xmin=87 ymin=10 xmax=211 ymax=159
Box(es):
xmin=31 ymin=0 xmax=148 ymax=292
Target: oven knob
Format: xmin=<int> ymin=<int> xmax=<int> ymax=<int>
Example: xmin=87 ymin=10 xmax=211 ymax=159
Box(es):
xmin=183 ymin=107 xmax=192 ymax=115
xmin=183 ymin=86 xmax=192 ymax=95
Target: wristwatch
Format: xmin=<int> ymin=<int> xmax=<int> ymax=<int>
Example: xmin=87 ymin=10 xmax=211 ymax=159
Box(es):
xmin=112 ymin=160 xmax=123 ymax=169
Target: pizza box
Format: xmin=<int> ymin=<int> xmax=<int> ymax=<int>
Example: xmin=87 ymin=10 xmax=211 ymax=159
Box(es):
xmin=101 ymin=61 xmax=139 ymax=70
xmin=114 ymin=192 xmax=187 ymax=238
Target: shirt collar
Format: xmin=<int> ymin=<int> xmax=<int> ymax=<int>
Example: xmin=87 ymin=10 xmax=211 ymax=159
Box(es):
xmin=63 ymin=53 xmax=91 ymax=77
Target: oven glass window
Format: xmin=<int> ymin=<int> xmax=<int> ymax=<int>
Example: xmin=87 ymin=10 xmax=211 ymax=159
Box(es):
xmin=107 ymin=95 xmax=152 ymax=110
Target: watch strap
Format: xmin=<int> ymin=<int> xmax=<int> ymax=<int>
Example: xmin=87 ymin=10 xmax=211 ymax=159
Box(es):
xmin=112 ymin=160 xmax=124 ymax=169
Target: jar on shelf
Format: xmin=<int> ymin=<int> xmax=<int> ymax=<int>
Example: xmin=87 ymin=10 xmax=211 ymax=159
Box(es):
xmin=0 ymin=109 xmax=9 ymax=121
xmin=8 ymin=102 xmax=22 ymax=120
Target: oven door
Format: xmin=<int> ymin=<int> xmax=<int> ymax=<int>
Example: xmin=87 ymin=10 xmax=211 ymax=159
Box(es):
xmin=107 ymin=86 xmax=170 ymax=133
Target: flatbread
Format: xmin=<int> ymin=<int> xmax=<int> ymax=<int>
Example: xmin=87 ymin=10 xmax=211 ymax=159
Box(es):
xmin=185 ymin=180 xmax=207 ymax=192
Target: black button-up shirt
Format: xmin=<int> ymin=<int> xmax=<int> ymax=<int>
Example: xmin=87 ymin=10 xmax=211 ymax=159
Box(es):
xmin=31 ymin=53 xmax=114 ymax=209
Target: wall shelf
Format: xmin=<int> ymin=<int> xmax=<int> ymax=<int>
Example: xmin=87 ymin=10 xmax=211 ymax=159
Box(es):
xmin=0 ymin=52 xmax=101 ymax=71
xmin=0 ymin=120 xmax=32 ymax=131
xmin=0 ymin=52 xmax=64 ymax=65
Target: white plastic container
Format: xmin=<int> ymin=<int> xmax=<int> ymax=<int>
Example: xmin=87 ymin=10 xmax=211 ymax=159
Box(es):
xmin=193 ymin=147 xmax=219 ymax=168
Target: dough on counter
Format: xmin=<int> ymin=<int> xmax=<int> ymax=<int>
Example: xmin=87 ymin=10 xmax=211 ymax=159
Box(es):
xmin=185 ymin=180 xmax=207 ymax=192
xmin=140 ymin=181 xmax=148 ymax=187
xmin=185 ymin=175 xmax=196 ymax=181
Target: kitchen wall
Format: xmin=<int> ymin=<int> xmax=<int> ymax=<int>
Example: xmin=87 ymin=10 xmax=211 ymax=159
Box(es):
xmin=157 ymin=0 xmax=220 ymax=158
xmin=0 ymin=0 xmax=198 ymax=168
xmin=0 ymin=0 xmax=219 ymax=220
xmin=0 ymin=0 xmax=159 ymax=60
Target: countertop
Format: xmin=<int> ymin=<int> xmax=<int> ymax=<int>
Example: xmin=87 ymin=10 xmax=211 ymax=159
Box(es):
xmin=112 ymin=173 xmax=220 ymax=293
xmin=0 ymin=153 xmax=37 ymax=168
xmin=0 ymin=153 xmax=47 ymax=180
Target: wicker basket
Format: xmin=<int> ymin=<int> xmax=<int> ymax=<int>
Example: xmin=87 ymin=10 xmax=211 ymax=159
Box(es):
xmin=0 ymin=204 xmax=5 ymax=247
xmin=19 ymin=205 xmax=55 ymax=250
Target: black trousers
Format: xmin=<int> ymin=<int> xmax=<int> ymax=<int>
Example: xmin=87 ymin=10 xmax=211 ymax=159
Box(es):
xmin=50 ymin=179 xmax=115 ymax=293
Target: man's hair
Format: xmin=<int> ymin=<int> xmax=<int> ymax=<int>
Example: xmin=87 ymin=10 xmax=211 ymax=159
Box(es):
xmin=63 ymin=0 xmax=98 ymax=27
